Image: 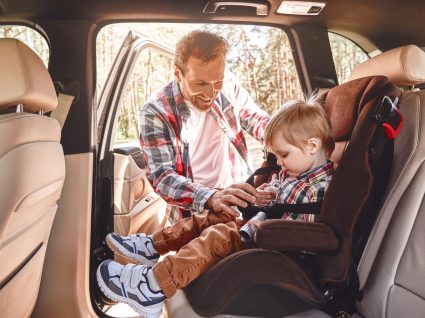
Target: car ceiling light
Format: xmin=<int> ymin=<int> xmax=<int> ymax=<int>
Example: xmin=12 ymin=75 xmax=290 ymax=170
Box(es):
xmin=277 ymin=1 xmax=325 ymax=15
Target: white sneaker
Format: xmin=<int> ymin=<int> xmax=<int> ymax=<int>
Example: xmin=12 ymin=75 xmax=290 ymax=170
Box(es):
xmin=106 ymin=232 xmax=160 ymax=266
xmin=97 ymin=260 xmax=165 ymax=318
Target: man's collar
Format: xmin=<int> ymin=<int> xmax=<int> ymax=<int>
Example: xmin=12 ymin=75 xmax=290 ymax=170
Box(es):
xmin=172 ymin=80 xmax=190 ymax=118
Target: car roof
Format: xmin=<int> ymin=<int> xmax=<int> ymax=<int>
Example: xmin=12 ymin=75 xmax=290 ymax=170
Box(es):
xmin=0 ymin=0 xmax=424 ymax=52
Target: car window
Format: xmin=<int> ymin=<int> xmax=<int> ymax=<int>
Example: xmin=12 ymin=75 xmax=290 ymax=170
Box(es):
xmin=329 ymin=32 xmax=369 ymax=84
xmin=96 ymin=23 xmax=303 ymax=170
xmin=0 ymin=25 xmax=49 ymax=66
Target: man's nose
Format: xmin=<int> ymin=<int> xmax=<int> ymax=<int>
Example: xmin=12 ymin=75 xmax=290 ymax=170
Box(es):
xmin=204 ymin=84 xmax=215 ymax=100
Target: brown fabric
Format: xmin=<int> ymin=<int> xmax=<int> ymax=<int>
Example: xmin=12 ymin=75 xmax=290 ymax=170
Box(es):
xmin=321 ymin=77 xmax=387 ymax=142
xmin=185 ymin=249 xmax=326 ymax=316
xmin=317 ymin=76 xmax=402 ymax=282
xmin=255 ymin=220 xmax=339 ymax=253
xmin=153 ymin=221 xmax=241 ymax=298
xmin=152 ymin=211 xmax=236 ymax=255
xmin=330 ymin=141 xmax=348 ymax=167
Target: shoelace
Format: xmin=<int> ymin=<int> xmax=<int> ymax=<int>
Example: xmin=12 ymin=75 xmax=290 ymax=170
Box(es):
xmin=120 ymin=263 xmax=147 ymax=289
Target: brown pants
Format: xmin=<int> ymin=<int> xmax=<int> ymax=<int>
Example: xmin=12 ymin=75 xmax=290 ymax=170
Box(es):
xmin=151 ymin=211 xmax=243 ymax=298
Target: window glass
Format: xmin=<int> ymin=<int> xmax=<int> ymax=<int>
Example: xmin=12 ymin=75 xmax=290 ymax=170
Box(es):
xmin=329 ymin=32 xmax=369 ymax=84
xmin=0 ymin=25 xmax=49 ymax=66
xmin=96 ymin=23 xmax=303 ymax=169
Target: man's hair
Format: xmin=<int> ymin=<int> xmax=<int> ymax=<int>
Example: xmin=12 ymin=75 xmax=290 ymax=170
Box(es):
xmin=264 ymin=99 xmax=335 ymax=157
xmin=174 ymin=30 xmax=229 ymax=74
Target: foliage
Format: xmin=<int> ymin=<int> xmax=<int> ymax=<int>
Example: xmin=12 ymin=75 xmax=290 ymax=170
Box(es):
xmin=95 ymin=24 xmax=369 ymax=143
xmin=0 ymin=24 xmax=369 ymax=160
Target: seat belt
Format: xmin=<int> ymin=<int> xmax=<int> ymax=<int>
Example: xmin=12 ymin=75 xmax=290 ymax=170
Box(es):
xmin=50 ymin=92 xmax=75 ymax=129
xmin=238 ymin=201 xmax=322 ymax=220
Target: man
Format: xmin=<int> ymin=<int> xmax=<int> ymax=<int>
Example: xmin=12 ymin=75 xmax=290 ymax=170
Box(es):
xmin=140 ymin=30 xmax=271 ymax=223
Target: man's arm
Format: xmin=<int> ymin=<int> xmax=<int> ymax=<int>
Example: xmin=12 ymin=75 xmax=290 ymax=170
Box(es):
xmin=225 ymin=71 xmax=270 ymax=142
xmin=141 ymin=105 xmax=261 ymax=214
xmin=140 ymin=105 xmax=215 ymax=213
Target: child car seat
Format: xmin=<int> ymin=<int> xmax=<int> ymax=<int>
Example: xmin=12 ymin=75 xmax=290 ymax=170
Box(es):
xmin=182 ymin=75 xmax=402 ymax=317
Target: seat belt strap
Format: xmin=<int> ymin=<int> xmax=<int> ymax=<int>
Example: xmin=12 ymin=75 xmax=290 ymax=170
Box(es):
xmin=50 ymin=92 xmax=75 ymax=129
xmin=238 ymin=201 xmax=323 ymax=220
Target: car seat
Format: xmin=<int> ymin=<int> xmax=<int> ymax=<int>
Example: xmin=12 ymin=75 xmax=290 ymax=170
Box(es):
xmin=165 ymin=45 xmax=425 ymax=318
xmin=0 ymin=38 xmax=66 ymax=317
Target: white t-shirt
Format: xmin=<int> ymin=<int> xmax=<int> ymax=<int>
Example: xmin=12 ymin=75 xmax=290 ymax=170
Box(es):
xmin=182 ymin=101 xmax=234 ymax=188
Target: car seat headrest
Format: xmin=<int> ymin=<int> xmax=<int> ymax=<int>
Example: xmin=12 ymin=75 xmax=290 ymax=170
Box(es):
xmin=320 ymin=76 xmax=393 ymax=164
xmin=348 ymin=45 xmax=425 ymax=86
xmin=321 ymin=76 xmax=388 ymax=142
xmin=0 ymin=38 xmax=57 ymax=112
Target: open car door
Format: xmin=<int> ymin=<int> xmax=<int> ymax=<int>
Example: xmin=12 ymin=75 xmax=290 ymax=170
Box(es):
xmin=94 ymin=31 xmax=174 ymax=277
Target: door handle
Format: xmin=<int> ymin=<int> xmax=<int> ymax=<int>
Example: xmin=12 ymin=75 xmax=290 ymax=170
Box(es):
xmin=203 ymin=0 xmax=269 ymax=16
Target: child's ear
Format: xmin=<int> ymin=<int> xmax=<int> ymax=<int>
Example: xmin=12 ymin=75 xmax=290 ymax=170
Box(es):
xmin=306 ymin=137 xmax=320 ymax=155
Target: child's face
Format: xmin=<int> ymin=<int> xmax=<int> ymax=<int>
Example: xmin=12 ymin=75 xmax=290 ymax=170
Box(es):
xmin=269 ymin=134 xmax=324 ymax=177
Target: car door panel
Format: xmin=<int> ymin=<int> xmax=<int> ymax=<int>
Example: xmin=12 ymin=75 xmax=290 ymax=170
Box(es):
xmin=112 ymin=147 xmax=168 ymax=236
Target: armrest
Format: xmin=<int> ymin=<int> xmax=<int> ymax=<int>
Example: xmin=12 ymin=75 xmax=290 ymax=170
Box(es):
xmin=255 ymin=220 xmax=340 ymax=253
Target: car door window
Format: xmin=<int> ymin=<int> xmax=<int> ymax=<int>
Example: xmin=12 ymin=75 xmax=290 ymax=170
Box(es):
xmin=329 ymin=32 xmax=369 ymax=83
xmin=0 ymin=25 xmax=49 ymax=66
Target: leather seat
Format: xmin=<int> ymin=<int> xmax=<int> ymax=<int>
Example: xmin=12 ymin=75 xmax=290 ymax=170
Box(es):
xmin=165 ymin=45 xmax=425 ymax=317
xmin=0 ymin=38 xmax=65 ymax=317
xmin=351 ymin=45 xmax=425 ymax=318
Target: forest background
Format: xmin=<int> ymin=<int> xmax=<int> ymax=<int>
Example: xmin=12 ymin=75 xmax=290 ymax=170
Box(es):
xmin=1 ymin=23 xmax=367 ymax=167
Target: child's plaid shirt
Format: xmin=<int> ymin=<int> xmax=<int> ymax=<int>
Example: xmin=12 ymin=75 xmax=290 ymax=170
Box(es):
xmin=266 ymin=161 xmax=334 ymax=222
xmin=140 ymin=72 xmax=269 ymax=223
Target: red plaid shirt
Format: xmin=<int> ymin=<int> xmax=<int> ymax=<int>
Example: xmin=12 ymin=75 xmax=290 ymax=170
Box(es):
xmin=140 ymin=72 xmax=269 ymax=222
xmin=266 ymin=161 xmax=334 ymax=222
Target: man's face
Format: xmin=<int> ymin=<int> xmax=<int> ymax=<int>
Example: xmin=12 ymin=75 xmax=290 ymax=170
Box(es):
xmin=175 ymin=55 xmax=225 ymax=112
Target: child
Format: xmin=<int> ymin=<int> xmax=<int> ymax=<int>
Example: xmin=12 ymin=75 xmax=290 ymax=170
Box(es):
xmin=96 ymin=99 xmax=335 ymax=318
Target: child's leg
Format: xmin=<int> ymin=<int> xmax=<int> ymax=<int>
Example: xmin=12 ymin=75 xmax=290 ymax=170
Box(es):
xmin=153 ymin=221 xmax=241 ymax=298
xmin=105 ymin=211 xmax=235 ymax=265
xmin=152 ymin=211 xmax=235 ymax=254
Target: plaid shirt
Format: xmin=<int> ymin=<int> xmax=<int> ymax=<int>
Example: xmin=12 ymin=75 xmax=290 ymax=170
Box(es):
xmin=266 ymin=161 xmax=334 ymax=222
xmin=140 ymin=72 xmax=269 ymax=222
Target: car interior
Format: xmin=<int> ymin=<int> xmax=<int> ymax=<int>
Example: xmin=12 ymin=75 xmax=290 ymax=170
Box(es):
xmin=1 ymin=0 xmax=425 ymax=317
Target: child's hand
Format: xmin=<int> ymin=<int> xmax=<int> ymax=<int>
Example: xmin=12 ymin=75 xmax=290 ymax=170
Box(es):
xmin=254 ymin=183 xmax=276 ymax=206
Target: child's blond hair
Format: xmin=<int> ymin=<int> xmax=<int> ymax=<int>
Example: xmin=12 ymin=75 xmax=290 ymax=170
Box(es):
xmin=264 ymin=99 xmax=335 ymax=157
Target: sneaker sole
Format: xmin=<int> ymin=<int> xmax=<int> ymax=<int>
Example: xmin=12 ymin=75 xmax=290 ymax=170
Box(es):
xmin=105 ymin=234 xmax=158 ymax=267
xmin=96 ymin=265 xmax=164 ymax=318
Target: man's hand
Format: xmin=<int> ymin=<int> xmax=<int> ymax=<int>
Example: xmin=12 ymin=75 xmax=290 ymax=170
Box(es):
xmin=206 ymin=183 xmax=259 ymax=217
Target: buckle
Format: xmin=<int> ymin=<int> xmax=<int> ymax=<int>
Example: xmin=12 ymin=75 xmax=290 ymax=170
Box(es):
xmin=374 ymin=96 xmax=403 ymax=139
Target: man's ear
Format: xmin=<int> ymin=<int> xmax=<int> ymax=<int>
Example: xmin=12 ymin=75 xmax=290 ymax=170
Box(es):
xmin=174 ymin=66 xmax=182 ymax=82
xmin=306 ymin=137 xmax=320 ymax=155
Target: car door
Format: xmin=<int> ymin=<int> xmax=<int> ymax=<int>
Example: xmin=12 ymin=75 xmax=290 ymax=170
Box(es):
xmin=95 ymin=31 xmax=174 ymax=263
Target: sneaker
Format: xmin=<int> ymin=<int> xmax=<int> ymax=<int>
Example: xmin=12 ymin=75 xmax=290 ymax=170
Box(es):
xmin=97 ymin=260 xmax=165 ymax=318
xmin=106 ymin=232 xmax=160 ymax=266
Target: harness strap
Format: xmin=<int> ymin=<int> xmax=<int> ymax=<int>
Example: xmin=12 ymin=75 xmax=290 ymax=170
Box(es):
xmin=239 ymin=201 xmax=322 ymax=220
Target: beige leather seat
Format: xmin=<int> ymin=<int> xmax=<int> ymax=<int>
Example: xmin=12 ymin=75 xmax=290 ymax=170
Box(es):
xmin=350 ymin=45 xmax=425 ymax=318
xmin=0 ymin=39 xmax=65 ymax=317
xmin=165 ymin=45 xmax=425 ymax=317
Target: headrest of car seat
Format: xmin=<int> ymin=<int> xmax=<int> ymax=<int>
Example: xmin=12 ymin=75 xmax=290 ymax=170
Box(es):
xmin=0 ymin=38 xmax=57 ymax=112
xmin=348 ymin=45 xmax=425 ymax=86
xmin=320 ymin=76 xmax=395 ymax=164
xmin=323 ymin=76 xmax=393 ymax=142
